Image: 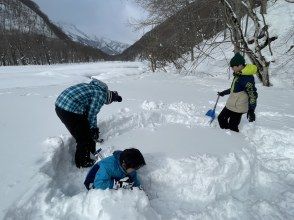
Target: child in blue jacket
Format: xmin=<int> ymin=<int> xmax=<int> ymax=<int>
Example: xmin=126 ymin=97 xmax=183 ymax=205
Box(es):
xmin=84 ymin=148 xmax=146 ymax=190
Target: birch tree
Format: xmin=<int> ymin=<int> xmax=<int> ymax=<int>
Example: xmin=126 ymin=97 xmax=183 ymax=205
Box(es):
xmin=220 ymin=0 xmax=278 ymax=86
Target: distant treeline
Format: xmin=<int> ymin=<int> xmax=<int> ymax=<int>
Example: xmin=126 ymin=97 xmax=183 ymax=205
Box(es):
xmin=0 ymin=31 xmax=109 ymax=66
xmin=0 ymin=0 xmax=109 ymax=66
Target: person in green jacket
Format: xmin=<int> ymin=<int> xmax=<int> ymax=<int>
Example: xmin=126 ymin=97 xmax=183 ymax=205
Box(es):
xmin=217 ymin=52 xmax=258 ymax=132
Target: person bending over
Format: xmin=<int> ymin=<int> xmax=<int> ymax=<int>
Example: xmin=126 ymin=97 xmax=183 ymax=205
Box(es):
xmin=55 ymin=79 xmax=122 ymax=168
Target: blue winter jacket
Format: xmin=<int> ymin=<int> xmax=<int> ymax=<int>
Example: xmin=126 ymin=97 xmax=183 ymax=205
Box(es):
xmin=55 ymin=79 xmax=110 ymax=128
xmin=93 ymin=151 xmax=141 ymax=190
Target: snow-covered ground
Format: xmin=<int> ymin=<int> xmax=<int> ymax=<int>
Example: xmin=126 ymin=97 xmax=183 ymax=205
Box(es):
xmin=1 ymin=58 xmax=294 ymax=219
xmin=1 ymin=1 xmax=294 ymax=220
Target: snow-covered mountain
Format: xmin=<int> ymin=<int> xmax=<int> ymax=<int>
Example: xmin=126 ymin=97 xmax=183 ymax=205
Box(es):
xmin=0 ymin=0 xmax=108 ymax=66
xmin=58 ymin=22 xmax=130 ymax=55
xmin=1 ymin=0 xmax=55 ymax=38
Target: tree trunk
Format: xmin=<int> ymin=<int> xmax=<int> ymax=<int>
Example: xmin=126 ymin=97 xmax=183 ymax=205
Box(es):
xmin=260 ymin=0 xmax=267 ymax=14
xmin=220 ymin=0 xmax=272 ymax=86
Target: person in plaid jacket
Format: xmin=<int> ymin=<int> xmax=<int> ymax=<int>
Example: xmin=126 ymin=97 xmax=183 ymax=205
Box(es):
xmin=55 ymin=79 xmax=122 ymax=168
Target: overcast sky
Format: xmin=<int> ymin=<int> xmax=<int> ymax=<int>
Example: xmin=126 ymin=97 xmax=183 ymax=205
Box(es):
xmin=32 ymin=0 xmax=148 ymax=44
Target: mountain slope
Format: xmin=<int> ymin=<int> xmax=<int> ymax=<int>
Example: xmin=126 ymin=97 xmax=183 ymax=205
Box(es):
xmin=58 ymin=22 xmax=129 ymax=55
xmin=0 ymin=0 xmax=110 ymax=66
xmin=117 ymin=0 xmax=262 ymax=62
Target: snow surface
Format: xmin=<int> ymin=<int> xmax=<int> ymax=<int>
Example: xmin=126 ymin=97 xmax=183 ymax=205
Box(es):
xmin=1 ymin=1 xmax=294 ymax=220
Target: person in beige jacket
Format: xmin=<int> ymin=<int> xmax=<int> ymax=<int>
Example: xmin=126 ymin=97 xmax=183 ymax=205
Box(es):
xmin=217 ymin=53 xmax=258 ymax=132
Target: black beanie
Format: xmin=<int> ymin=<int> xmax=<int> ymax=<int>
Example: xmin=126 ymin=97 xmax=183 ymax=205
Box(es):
xmin=230 ymin=52 xmax=246 ymax=67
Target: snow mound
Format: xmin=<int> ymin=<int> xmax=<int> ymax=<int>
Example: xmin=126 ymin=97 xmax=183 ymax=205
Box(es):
xmin=4 ymin=136 xmax=159 ymax=220
xmin=4 ymin=134 xmax=253 ymax=220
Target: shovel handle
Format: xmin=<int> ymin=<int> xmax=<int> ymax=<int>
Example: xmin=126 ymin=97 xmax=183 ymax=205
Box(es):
xmin=213 ymin=95 xmax=220 ymax=111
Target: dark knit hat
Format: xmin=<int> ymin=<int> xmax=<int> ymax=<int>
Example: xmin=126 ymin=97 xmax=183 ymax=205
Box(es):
xmin=230 ymin=52 xmax=246 ymax=67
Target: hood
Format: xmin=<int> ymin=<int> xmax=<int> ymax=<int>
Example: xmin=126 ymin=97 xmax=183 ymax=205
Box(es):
xmin=90 ymin=79 xmax=109 ymax=91
xmin=113 ymin=150 xmax=122 ymax=161
xmin=113 ymin=150 xmax=127 ymax=174
xmin=90 ymin=79 xmax=112 ymax=104
xmin=241 ymin=64 xmax=257 ymax=76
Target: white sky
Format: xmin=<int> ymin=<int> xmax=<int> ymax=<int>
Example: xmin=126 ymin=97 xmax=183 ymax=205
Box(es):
xmin=32 ymin=0 xmax=148 ymax=44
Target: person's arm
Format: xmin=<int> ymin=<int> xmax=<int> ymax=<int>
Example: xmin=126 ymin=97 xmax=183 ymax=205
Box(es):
xmin=93 ymin=165 xmax=114 ymax=190
xmin=129 ymin=171 xmax=141 ymax=187
xmin=87 ymin=90 xmax=106 ymax=128
xmin=218 ymin=89 xmax=230 ymax=96
xmin=245 ymin=80 xmax=258 ymax=111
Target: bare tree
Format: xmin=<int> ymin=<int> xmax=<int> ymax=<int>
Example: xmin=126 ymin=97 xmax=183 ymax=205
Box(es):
xmin=129 ymin=0 xmax=228 ymax=71
xmin=220 ymin=0 xmax=278 ymax=86
xmin=133 ymin=0 xmax=195 ymax=29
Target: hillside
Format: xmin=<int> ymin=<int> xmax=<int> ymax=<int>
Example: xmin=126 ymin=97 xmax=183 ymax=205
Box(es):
xmin=117 ymin=0 xmax=227 ymax=61
xmin=0 ymin=0 xmax=110 ymax=66
xmin=117 ymin=0 xmax=263 ymax=63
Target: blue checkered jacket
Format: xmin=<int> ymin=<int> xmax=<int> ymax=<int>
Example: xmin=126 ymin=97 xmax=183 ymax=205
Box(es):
xmin=55 ymin=79 xmax=109 ymax=128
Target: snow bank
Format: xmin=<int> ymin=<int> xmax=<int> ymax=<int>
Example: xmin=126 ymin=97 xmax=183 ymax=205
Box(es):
xmin=4 ymin=136 xmax=159 ymax=220
xmin=7 ymin=125 xmax=294 ymax=219
xmin=4 ymin=133 xmax=253 ymax=220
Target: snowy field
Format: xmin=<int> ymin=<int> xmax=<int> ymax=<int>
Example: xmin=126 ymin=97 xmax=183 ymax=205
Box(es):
xmin=0 ymin=59 xmax=294 ymax=220
xmin=1 ymin=1 xmax=294 ymax=219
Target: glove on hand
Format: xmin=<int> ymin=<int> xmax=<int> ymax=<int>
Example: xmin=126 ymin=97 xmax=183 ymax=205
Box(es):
xmin=247 ymin=109 xmax=256 ymax=122
xmin=217 ymin=91 xmax=226 ymax=97
xmin=111 ymin=91 xmax=122 ymax=102
xmin=114 ymin=177 xmax=134 ymax=190
xmin=90 ymin=127 xmax=100 ymax=142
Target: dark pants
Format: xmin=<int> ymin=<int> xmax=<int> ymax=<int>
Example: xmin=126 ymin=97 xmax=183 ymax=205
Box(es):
xmin=218 ymin=107 xmax=243 ymax=132
xmin=55 ymin=106 xmax=95 ymax=168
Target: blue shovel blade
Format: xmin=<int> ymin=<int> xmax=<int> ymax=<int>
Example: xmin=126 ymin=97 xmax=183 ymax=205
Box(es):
xmin=205 ymin=109 xmax=215 ymax=119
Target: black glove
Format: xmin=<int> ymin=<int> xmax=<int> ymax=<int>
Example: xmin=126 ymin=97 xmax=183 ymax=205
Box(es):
xmin=247 ymin=109 xmax=256 ymax=122
xmin=111 ymin=91 xmax=122 ymax=102
xmin=217 ymin=89 xmax=230 ymax=97
xmin=217 ymin=91 xmax=226 ymax=97
xmin=90 ymin=127 xmax=100 ymax=142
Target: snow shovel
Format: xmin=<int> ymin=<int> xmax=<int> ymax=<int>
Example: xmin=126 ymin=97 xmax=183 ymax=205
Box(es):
xmin=205 ymin=95 xmax=220 ymax=124
xmin=94 ymin=148 xmax=103 ymax=160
